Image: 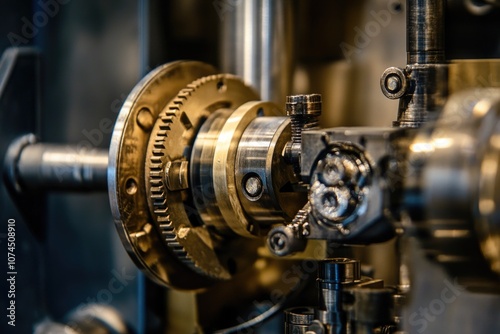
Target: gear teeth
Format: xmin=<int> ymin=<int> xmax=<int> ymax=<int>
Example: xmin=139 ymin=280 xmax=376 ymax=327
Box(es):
xmin=147 ymin=74 xmax=236 ymax=278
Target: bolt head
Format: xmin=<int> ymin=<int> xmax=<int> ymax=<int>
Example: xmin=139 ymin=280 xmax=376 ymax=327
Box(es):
xmin=386 ymin=75 xmax=401 ymax=93
xmin=244 ymin=174 xmax=263 ymax=198
xmin=270 ymin=232 xmax=287 ymax=251
xmin=136 ymin=108 xmax=154 ymax=131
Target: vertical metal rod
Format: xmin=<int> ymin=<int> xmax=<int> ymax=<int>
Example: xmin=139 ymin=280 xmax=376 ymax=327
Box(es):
xmin=407 ymin=0 xmax=445 ymax=64
xmin=220 ymin=0 xmax=292 ymax=107
xmin=393 ymin=0 xmax=448 ymax=127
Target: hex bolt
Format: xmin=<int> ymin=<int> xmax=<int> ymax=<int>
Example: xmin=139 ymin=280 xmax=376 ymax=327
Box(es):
xmin=244 ymin=174 xmax=263 ymax=198
xmin=386 ymin=75 xmax=401 ymax=93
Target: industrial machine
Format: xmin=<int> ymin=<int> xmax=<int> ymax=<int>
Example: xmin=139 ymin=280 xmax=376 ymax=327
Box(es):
xmin=1 ymin=0 xmax=500 ymax=333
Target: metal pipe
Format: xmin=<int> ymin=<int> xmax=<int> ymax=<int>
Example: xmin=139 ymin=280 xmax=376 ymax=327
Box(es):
xmin=220 ymin=0 xmax=292 ymax=107
xmin=407 ymin=0 xmax=445 ymax=64
xmin=16 ymin=143 xmax=108 ymax=191
xmin=392 ymin=0 xmax=448 ymax=127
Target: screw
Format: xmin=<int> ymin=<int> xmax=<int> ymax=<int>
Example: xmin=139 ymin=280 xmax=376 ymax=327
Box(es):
xmin=268 ymin=226 xmax=307 ymax=256
xmin=270 ymin=232 xmax=287 ymax=251
xmin=286 ymin=94 xmax=322 ymax=144
xmin=244 ymin=174 xmax=263 ymax=198
xmin=285 ymin=94 xmax=322 ymax=171
xmin=386 ymin=75 xmax=401 ymax=93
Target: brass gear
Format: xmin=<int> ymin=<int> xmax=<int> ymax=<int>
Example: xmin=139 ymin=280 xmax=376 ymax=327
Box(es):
xmin=145 ymin=73 xmax=259 ymax=280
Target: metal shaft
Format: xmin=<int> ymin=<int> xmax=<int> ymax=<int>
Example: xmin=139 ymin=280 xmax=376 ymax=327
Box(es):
xmin=16 ymin=143 xmax=108 ymax=191
xmin=394 ymin=0 xmax=448 ymax=128
xmin=317 ymin=259 xmax=361 ymax=334
xmin=220 ymin=0 xmax=292 ymax=106
xmin=407 ymin=0 xmax=445 ymax=64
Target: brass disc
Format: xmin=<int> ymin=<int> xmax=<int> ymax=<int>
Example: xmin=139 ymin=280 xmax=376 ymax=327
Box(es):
xmin=109 ymin=61 xmax=219 ymax=289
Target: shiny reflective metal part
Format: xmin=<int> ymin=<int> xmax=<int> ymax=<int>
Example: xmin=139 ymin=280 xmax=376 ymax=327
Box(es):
xmin=268 ymin=128 xmax=400 ymax=257
xmin=236 ymin=110 xmax=306 ymax=229
xmin=108 ymin=61 xmax=219 ymax=289
xmin=220 ymin=0 xmax=292 ymax=106
xmin=382 ymin=0 xmax=448 ymax=128
xmin=405 ymin=88 xmax=500 ymax=290
xmin=267 ymin=224 xmax=307 ymax=256
xmin=145 ymin=73 xmax=259 ymax=280
xmin=303 ymin=128 xmax=398 ymax=242
xmin=109 ymin=62 xmax=309 ymax=330
xmin=193 ymin=101 xmax=287 ymax=238
xmin=310 ymin=150 xmax=369 ymax=228
xmin=407 ymin=0 xmax=445 ymax=65
xmin=302 ymin=258 xmax=363 ymax=334
xmin=13 ymin=142 xmax=108 ymax=191
xmin=284 ymin=307 xmax=315 ymax=334
xmin=298 ymin=258 xmax=395 ymax=334
xmin=395 ymin=64 xmax=448 ymax=127
xmin=284 ymin=94 xmax=322 ymax=172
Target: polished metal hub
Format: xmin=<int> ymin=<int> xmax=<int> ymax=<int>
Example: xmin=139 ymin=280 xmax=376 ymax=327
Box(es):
xmin=109 ymin=61 xmax=306 ymax=294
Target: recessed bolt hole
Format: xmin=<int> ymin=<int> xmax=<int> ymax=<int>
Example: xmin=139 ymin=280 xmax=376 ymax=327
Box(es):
xmin=126 ymin=178 xmax=138 ymax=195
xmin=217 ymin=80 xmax=227 ymax=93
xmin=136 ymin=108 xmax=154 ymax=131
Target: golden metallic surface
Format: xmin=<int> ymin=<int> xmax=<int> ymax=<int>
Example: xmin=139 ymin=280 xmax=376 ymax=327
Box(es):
xmin=145 ymin=73 xmax=259 ymax=282
xmin=110 ymin=62 xmax=309 ymax=324
xmin=212 ymin=101 xmax=282 ymax=237
xmin=449 ymin=59 xmax=500 ymax=93
xmin=109 ymin=61 xmax=220 ymax=289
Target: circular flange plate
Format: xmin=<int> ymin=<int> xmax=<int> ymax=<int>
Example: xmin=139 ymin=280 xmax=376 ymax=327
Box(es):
xmin=108 ymin=61 xmax=219 ymax=289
